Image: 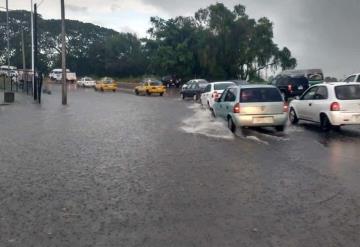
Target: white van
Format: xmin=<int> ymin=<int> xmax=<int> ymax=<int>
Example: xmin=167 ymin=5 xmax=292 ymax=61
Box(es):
xmin=0 ymin=65 xmax=18 ymax=78
xmin=49 ymin=68 xmax=77 ymax=83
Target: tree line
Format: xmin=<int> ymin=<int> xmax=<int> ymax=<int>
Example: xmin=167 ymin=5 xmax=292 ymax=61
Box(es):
xmin=0 ymin=3 xmax=297 ymax=81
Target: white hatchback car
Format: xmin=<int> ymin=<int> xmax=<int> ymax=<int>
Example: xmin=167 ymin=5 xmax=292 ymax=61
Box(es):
xmin=200 ymin=81 xmax=235 ymax=110
xmin=289 ymin=82 xmax=360 ymax=131
xmin=344 ymin=73 xmax=360 ymax=83
xmin=77 ymin=77 xmax=96 ymax=87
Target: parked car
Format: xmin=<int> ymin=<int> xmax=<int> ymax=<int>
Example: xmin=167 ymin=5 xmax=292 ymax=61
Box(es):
xmin=77 ymin=77 xmax=96 ymax=87
xmin=134 ymin=79 xmax=166 ymax=96
xmin=289 ymin=82 xmax=360 ymax=131
xmin=180 ymin=80 xmax=209 ymax=100
xmin=161 ymin=75 xmax=181 ymax=88
xmin=344 ymin=73 xmax=360 ymax=83
xmin=181 ymin=79 xmax=208 ymax=90
xmin=95 ymin=77 xmax=117 ymax=92
xmin=213 ymin=85 xmax=288 ymax=132
xmin=49 ymin=68 xmax=77 ymax=83
xmin=271 ymin=75 xmax=309 ymax=101
xmin=200 ymin=81 xmax=235 ymax=110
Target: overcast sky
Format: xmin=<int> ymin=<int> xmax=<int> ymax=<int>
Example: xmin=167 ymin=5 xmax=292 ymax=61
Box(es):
xmin=5 ymin=0 xmax=360 ymax=78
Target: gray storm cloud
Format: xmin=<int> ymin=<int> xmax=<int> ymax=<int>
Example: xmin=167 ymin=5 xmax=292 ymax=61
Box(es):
xmin=139 ymin=0 xmax=360 ymax=78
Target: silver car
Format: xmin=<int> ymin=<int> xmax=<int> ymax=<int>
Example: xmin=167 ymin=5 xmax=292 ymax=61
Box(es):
xmin=213 ymin=85 xmax=288 ymax=132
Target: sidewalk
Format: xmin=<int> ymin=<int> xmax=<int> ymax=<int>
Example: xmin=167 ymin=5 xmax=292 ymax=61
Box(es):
xmin=0 ymin=90 xmax=35 ymax=106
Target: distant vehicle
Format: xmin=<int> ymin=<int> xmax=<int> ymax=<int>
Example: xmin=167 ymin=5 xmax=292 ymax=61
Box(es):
xmin=95 ymin=77 xmax=117 ymax=92
xmin=77 ymin=77 xmax=96 ymax=87
xmin=271 ymin=75 xmax=309 ymax=101
xmin=282 ymin=69 xmax=324 ymax=86
xmin=181 ymin=79 xmax=208 ymax=90
xmin=49 ymin=69 xmax=77 ymax=83
xmin=343 ymin=73 xmax=360 ymax=83
xmin=0 ymin=65 xmax=18 ymax=78
xmin=134 ymin=79 xmax=166 ymax=96
xmin=289 ymin=82 xmax=360 ymax=131
xmin=180 ymin=80 xmax=209 ymax=100
xmin=161 ymin=75 xmax=181 ymax=88
xmin=200 ymin=81 xmax=235 ymax=110
xmin=213 ymin=85 xmax=288 ymax=132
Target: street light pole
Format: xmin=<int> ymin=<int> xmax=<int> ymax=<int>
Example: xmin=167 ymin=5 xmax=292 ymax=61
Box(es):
xmin=61 ymin=0 xmax=67 ymax=105
xmin=6 ymin=0 xmax=10 ymax=74
xmin=31 ymin=0 xmax=34 ymax=95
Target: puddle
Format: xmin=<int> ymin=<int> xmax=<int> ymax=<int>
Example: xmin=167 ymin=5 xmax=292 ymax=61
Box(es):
xmin=180 ymin=104 xmax=234 ymax=140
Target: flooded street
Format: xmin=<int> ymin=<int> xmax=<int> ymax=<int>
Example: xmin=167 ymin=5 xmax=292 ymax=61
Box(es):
xmin=1 ymin=86 xmax=360 ymax=246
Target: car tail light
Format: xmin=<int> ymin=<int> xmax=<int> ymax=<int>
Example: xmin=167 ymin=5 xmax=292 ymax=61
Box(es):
xmin=287 ymin=84 xmax=292 ymax=92
xmin=330 ymin=102 xmax=340 ymax=111
xmin=283 ymin=102 xmax=289 ymax=112
xmin=212 ymin=91 xmax=220 ymax=99
xmin=233 ymin=103 xmax=241 ymax=113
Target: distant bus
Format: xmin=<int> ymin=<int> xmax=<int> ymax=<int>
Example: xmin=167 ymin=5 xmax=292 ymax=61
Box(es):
xmin=281 ymin=69 xmax=324 ymax=86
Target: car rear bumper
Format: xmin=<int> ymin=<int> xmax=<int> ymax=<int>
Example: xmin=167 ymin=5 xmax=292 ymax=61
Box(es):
xmin=328 ymin=111 xmax=360 ymax=126
xmin=233 ymin=113 xmax=288 ymax=127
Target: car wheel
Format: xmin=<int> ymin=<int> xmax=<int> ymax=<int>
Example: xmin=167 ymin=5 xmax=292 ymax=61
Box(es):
xmin=100 ymin=88 xmax=104 ymax=92
xmin=135 ymin=90 xmax=139 ymax=95
xmin=146 ymin=90 xmax=151 ymax=96
xmin=211 ymin=108 xmax=216 ymax=118
xmin=320 ymin=114 xmax=331 ymax=132
xmin=289 ymin=108 xmax=299 ymax=124
xmin=113 ymin=89 xmax=116 ymax=92
xmin=228 ymin=117 xmax=236 ymax=133
xmin=275 ymin=126 xmax=285 ymax=132
xmin=160 ymin=93 xmax=164 ymax=96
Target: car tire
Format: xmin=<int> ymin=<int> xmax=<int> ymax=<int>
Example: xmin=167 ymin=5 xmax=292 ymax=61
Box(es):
xmin=228 ymin=117 xmax=236 ymax=133
xmin=135 ymin=90 xmax=139 ymax=95
xmin=146 ymin=90 xmax=151 ymax=96
xmin=113 ymin=89 xmax=116 ymax=92
xmin=320 ymin=114 xmax=331 ymax=132
xmin=275 ymin=126 xmax=285 ymax=132
xmin=100 ymin=88 xmax=104 ymax=92
xmin=181 ymin=93 xmax=185 ymax=100
xmin=289 ymin=108 xmax=299 ymax=124
xmin=160 ymin=93 xmax=164 ymax=96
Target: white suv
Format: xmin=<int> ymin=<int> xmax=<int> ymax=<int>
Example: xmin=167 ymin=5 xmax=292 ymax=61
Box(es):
xmin=344 ymin=73 xmax=360 ymax=83
xmin=289 ymin=82 xmax=360 ymax=131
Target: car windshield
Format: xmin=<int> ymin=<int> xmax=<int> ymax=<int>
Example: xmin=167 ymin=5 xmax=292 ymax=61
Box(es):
xmin=214 ymin=83 xmax=234 ymax=90
xmin=240 ymin=88 xmax=283 ymax=102
xmin=335 ymin=85 xmax=360 ymax=100
xmin=149 ymin=81 xmax=162 ymax=86
xmin=102 ymin=78 xmax=114 ymax=83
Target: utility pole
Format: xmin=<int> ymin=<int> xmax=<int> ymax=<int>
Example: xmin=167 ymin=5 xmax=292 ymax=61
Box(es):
xmin=21 ymin=29 xmax=26 ymax=70
xmin=31 ymin=0 xmax=34 ymax=95
xmin=61 ymin=0 xmax=67 ymax=105
xmin=6 ymin=0 xmax=10 ymax=74
xmin=33 ymin=3 xmax=38 ymax=100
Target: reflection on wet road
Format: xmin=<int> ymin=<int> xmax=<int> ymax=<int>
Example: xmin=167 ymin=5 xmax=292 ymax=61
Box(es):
xmin=0 ymin=85 xmax=359 ymax=246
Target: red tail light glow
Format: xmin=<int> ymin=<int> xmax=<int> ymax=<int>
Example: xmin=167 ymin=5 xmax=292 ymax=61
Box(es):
xmin=287 ymin=84 xmax=292 ymax=92
xmin=212 ymin=91 xmax=220 ymax=99
xmin=233 ymin=103 xmax=241 ymax=113
xmin=330 ymin=102 xmax=340 ymax=111
xmin=283 ymin=102 xmax=289 ymax=112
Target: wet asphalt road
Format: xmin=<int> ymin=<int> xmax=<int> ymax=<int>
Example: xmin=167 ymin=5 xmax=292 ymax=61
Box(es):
xmin=0 ymin=85 xmax=360 ymax=247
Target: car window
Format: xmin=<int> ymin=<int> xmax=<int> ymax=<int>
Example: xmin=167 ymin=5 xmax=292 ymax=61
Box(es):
xmin=204 ymin=84 xmax=211 ymax=93
xmin=335 ymin=85 xmax=360 ymax=100
xmin=150 ymin=82 xmax=161 ymax=86
xmin=224 ymin=88 xmax=237 ymax=102
xmin=344 ymin=75 xmax=356 ymax=82
xmin=301 ymin=87 xmax=318 ymax=100
xmin=357 ymin=76 xmax=360 ymax=83
xmin=240 ymin=88 xmax=282 ymax=103
xmin=219 ymin=89 xmax=229 ymax=102
xmin=314 ymin=86 xmax=328 ymax=100
xmin=214 ymin=83 xmax=234 ymax=91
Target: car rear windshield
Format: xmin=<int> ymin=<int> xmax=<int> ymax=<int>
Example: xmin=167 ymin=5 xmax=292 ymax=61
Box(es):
xmin=290 ymin=77 xmax=309 ymax=86
xmin=214 ymin=83 xmax=234 ymax=90
xmin=240 ymin=88 xmax=283 ymax=103
xmin=150 ymin=81 xmax=162 ymax=86
xmin=335 ymin=85 xmax=360 ymax=100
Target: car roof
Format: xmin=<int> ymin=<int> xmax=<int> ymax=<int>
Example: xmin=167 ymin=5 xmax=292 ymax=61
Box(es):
xmin=232 ymin=84 xmax=277 ymax=89
xmin=210 ymin=81 xmax=235 ymax=85
xmin=322 ymin=82 xmax=360 ymax=87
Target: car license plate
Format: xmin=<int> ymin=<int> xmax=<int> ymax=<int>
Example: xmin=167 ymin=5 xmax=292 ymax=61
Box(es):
xmin=298 ymin=85 xmax=303 ymax=90
xmin=253 ymin=117 xmax=274 ymax=124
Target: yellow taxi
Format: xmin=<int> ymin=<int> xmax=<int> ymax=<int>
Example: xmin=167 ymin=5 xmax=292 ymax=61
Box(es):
xmin=95 ymin=77 xmax=117 ymax=92
xmin=134 ymin=79 xmax=166 ymax=96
